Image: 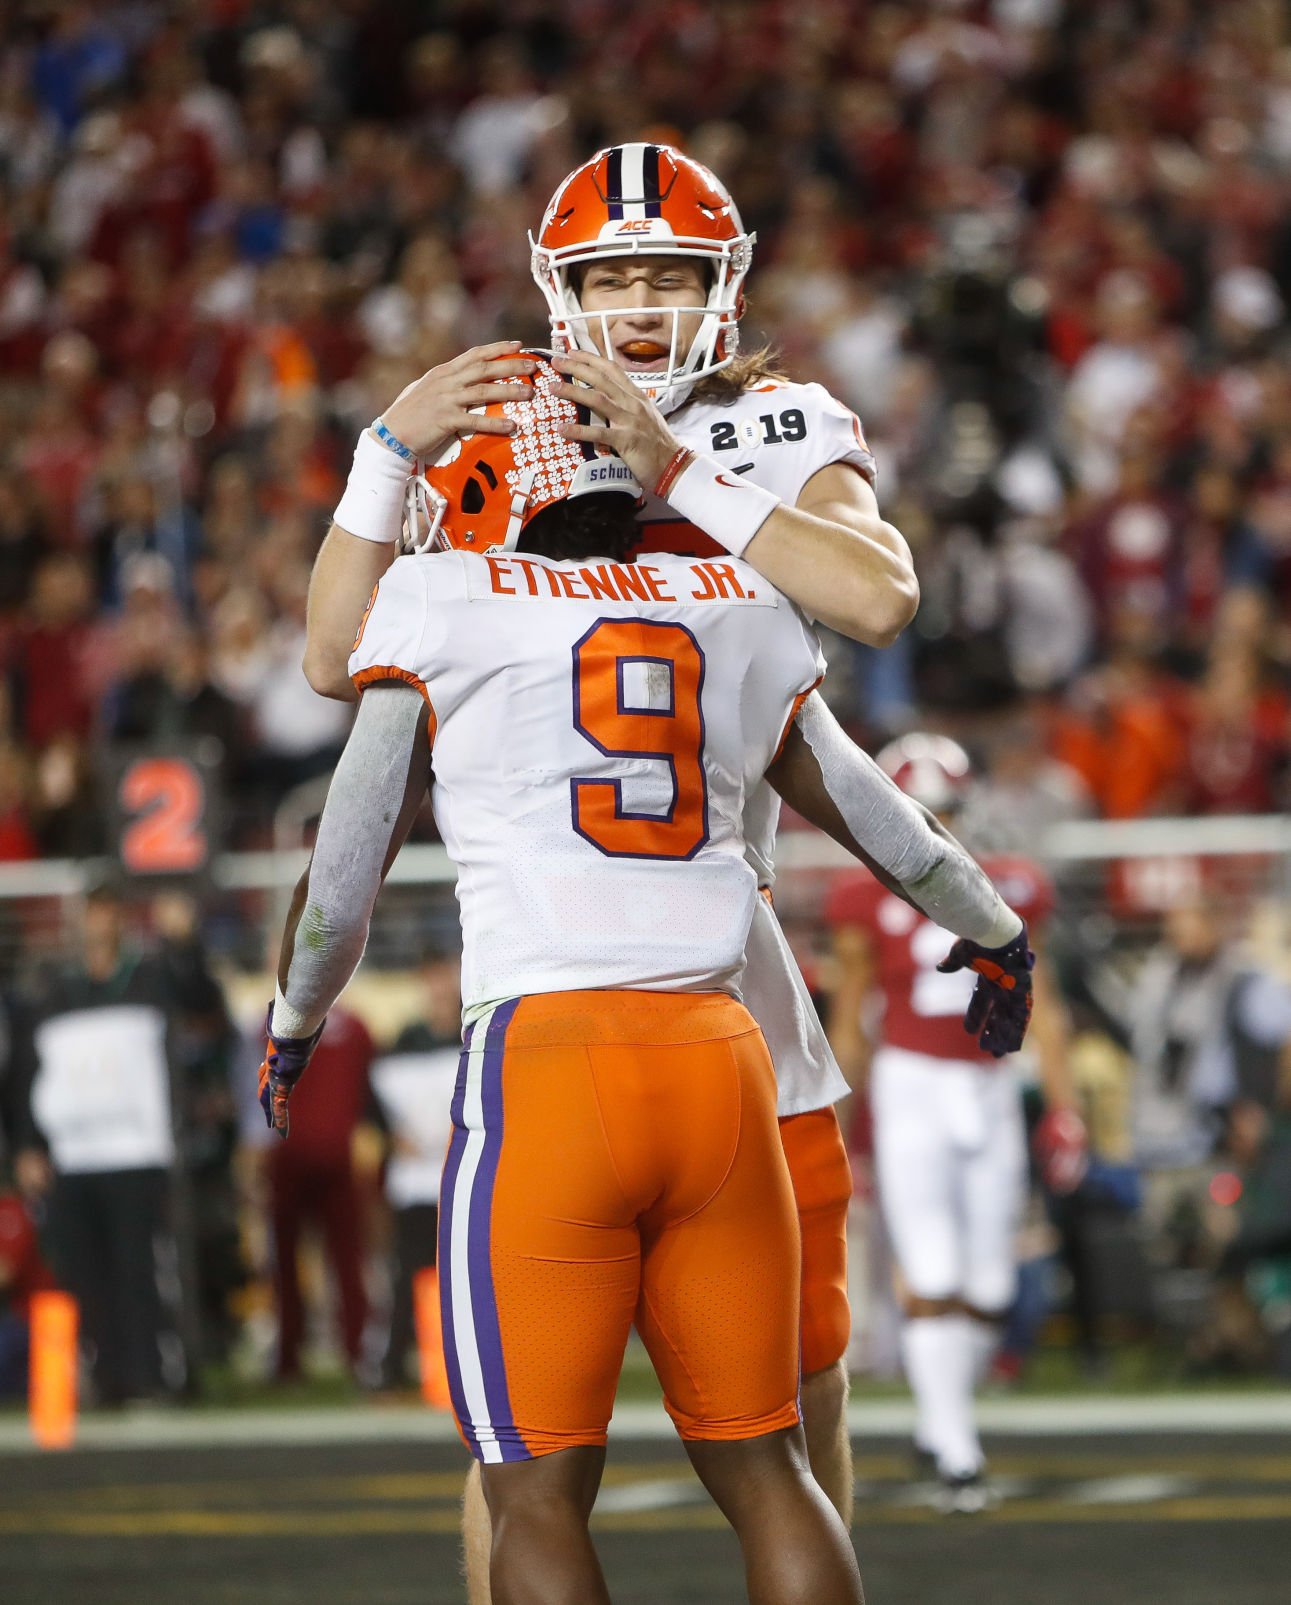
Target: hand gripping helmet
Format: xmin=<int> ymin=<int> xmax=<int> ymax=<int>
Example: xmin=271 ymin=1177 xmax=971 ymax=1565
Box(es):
xmin=530 ymin=142 xmax=755 ymax=415
xmin=401 ymin=351 xmax=640 ymax=556
xmin=875 ymin=733 xmax=973 ymax=815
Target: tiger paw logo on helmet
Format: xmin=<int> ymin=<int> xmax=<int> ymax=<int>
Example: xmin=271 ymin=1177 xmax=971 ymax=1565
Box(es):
xmin=530 ymin=143 xmax=755 ymax=416
xmin=401 ymin=353 xmax=641 ymax=557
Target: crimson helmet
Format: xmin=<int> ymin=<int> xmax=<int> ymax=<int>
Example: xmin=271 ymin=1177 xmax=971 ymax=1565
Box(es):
xmin=402 ymin=352 xmax=639 ymax=556
xmin=876 ymin=733 xmax=972 ymax=814
xmin=530 ymin=142 xmax=754 ymax=415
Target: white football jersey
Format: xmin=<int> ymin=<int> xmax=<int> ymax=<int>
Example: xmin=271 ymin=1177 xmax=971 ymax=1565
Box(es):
xmin=635 ymin=378 xmax=873 ymax=1115
xmin=640 ymin=379 xmax=876 ymax=891
xmin=350 ymin=548 xmax=824 ymax=1017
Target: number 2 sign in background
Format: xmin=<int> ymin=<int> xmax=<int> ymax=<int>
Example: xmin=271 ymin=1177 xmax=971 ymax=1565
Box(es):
xmin=109 ymin=747 xmax=224 ymax=881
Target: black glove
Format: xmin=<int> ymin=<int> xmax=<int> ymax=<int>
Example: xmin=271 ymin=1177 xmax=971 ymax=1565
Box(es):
xmin=936 ymin=923 xmax=1034 ymax=1058
xmin=257 ymin=1005 xmax=326 ymax=1139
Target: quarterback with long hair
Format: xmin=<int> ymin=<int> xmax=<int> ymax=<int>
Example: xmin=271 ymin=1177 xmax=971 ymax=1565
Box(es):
xmin=300 ymin=144 xmax=936 ymax=1593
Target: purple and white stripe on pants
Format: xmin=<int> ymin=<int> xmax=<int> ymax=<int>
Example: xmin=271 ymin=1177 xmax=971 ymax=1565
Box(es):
xmin=437 ymin=997 xmax=526 ymax=1462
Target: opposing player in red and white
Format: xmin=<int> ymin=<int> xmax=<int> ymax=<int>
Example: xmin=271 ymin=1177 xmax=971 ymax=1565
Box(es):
xmin=302 ymin=149 xmax=919 ymax=1555
xmin=826 ymin=735 xmax=1086 ymax=1513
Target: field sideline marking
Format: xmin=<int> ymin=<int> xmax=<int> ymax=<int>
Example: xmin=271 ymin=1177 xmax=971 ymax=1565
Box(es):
xmin=4 ymin=1394 xmax=1291 ymax=1454
xmin=15 ymin=1453 xmax=1291 ymax=1514
xmin=3 ymin=1493 xmax=1291 ymax=1538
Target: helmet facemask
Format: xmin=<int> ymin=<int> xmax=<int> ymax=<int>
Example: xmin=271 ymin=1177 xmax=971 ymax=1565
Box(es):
xmin=531 ymin=237 xmax=753 ymax=416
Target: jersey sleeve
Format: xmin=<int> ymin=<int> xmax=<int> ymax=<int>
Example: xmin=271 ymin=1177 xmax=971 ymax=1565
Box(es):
xmin=788 ymin=383 xmax=878 ymax=500
xmin=348 ymin=555 xmax=429 ymax=695
xmin=771 ymin=601 xmax=827 ymax=758
xmin=730 ymin=581 xmax=826 ymax=775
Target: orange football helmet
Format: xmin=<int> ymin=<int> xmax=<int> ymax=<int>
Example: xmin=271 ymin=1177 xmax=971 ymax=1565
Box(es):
xmin=401 ymin=351 xmax=640 ymax=556
xmin=530 ymin=142 xmax=754 ymax=414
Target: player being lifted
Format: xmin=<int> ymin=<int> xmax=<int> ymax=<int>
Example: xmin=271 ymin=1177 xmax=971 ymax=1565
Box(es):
xmin=265 ymin=365 xmax=1033 ymax=1604
xmin=304 ymin=143 xmax=917 ymax=1542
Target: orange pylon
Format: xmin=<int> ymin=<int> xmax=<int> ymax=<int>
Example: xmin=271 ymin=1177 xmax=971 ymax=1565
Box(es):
xmin=29 ymin=1290 xmax=78 ymax=1449
xmin=414 ymin=1267 xmax=453 ymax=1410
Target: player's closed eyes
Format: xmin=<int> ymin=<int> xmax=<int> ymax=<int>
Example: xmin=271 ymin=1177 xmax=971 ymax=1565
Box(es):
xmin=586 ymin=275 xmax=696 ymax=293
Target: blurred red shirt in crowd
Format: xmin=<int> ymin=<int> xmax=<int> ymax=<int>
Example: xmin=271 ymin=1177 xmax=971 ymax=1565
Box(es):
xmin=0 ymin=1192 xmax=54 ymax=1320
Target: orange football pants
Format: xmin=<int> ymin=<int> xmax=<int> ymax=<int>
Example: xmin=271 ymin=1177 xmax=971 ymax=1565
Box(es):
xmin=779 ymin=1105 xmax=852 ymax=1376
xmin=437 ymin=990 xmax=802 ymax=1462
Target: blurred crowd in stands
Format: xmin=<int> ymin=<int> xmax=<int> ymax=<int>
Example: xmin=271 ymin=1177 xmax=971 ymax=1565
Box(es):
xmin=1 ymin=873 xmax=1289 ymax=1402
xmin=0 ymin=0 xmax=1288 ymax=856
xmin=2 ymin=0 xmax=1291 ymax=1395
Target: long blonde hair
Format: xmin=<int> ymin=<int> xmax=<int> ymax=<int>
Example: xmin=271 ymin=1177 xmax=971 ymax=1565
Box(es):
xmin=690 ymin=346 xmax=790 ymax=404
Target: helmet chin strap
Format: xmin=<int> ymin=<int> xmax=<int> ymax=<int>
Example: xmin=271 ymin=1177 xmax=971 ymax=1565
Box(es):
xmin=498 ymin=469 xmax=538 ymax=552
xmin=644 ymin=374 xmax=698 ymax=417
xmin=402 ymin=473 xmax=448 ymax=556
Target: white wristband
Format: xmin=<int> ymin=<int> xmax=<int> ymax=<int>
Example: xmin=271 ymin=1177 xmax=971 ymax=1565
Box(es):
xmin=656 ymin=450 xmax=781 ymax=558
xmin=332 ymin=428 xmax=412 ymax=545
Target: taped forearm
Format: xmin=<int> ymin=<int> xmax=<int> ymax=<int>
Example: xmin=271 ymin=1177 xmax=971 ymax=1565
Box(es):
xmin=272 ymin=685 xmax=428 ymax=1037
xmin=793 ymin=695 xmax=1022 ymax=947
xmin=903 ymin=847 xmax=1022 ymax=949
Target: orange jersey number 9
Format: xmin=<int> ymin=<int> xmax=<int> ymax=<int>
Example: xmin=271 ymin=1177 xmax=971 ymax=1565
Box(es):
xmin=571 ymin=618 xmax=709 ymax=861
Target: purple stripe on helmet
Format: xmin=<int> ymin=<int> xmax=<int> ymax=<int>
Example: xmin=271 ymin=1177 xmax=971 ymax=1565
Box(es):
xmin=642 ymin=143 xmax=662 ymax=217
xmin=605 ymin=145 xmax=623 ymax=220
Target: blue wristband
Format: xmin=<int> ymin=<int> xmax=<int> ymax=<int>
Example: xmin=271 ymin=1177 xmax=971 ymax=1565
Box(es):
xmin=371 ymin=417 xmax=417 ymax=464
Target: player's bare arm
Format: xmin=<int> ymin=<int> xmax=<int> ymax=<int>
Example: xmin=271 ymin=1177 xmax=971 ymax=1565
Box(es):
xmin=258 ymin=683 xmax=431 ymax=1135
xmin=304 ymin=532 xmax=397 ymax=702
xmin=303 ymin=343 xmax=538 ymax=700
xmin=555 ymin=349 xmax=918 ymax=645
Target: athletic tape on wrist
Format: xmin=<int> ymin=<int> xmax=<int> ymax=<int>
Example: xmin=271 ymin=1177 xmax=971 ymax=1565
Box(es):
xmin=271 ymin=982 xmax=313 ymax=1041
xmin=982 ymin=907 xmax=1026 ymax=950
xmin=661 ymin=451 xmax=781 ymax=558
xmin=332 ymin=428 xmax=413 ymax=545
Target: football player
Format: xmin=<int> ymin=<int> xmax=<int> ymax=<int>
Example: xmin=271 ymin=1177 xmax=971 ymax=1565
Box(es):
xmin=301 ymin=147 xmax=918 ymax=1558
xmin=826 ymin=735 xmax=1086 ymax=1513
xmin=264 ymin=367 xmax=1029 ymax=1603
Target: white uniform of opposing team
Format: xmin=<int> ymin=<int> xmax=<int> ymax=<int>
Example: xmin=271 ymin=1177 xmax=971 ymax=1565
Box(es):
xmin=640 ymin=379 xmax=876 ymax=1114
xmin=350 ymin=547 xmax=823 ymax=1017
xmin=369 ymin=1046 xmax=460 ymax=1209
xmin=828 ymin=857 xmax=1051 ymax=1311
